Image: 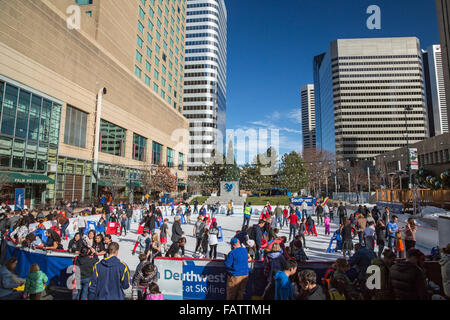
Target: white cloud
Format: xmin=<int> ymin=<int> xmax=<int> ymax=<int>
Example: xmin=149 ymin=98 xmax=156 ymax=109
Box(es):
xmin=288 ymin=108 xmax=302 ymax=124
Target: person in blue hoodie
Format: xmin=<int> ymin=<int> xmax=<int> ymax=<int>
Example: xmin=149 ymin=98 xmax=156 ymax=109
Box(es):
xmin=224 ymin=238 xmax=250 ymax=300
xmin=274 ymin=259 xmax=297 ymax=300
xmin=88 ymin=242 xmax=130 ymax=300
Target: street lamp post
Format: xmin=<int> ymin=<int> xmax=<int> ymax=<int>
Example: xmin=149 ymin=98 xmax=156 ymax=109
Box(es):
xmin=404 ymin=106 xmax=413 ymax=189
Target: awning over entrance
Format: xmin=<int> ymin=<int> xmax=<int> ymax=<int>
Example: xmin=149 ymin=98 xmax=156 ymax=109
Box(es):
xmin=126 ymin=181 xmax=143 ymax=188
xmin=0 ymin=171 xmax=54 ymax=184
xmin=97 ymin=179 xmax=126 ymax=188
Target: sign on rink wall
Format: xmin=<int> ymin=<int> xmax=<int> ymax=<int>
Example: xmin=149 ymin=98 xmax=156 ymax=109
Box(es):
xmin=154 ymin=257 xmax=229 ymax=300
xmin=438 ymin=215 xmax=450 ymax=248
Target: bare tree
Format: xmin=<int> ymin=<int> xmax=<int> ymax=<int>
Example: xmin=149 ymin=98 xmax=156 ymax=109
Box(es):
xmin=303 ymin=148 xmax=335 ymax=196
xmin=142 ymin=163 xmax=177 ymax=198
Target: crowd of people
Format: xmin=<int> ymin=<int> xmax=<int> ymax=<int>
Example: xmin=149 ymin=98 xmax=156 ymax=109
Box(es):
xmin=0 ymin=198 xmax=449 ymax=301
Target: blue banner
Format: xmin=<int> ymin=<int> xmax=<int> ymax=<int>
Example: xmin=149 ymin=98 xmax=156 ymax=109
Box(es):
xmin=5 ymin=242 xmax=76 ymax=287
xmin=290 ymin=197 xmax=317 ymax=206
xmin=182 ymin=260 xmax=227 ymax=300
xmin=14 ymin=188 xmax=25 ymax=210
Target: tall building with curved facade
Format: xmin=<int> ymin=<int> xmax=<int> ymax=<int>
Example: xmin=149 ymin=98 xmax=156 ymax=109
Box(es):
xmin=184 ymin=0 xmax=227 ymax=176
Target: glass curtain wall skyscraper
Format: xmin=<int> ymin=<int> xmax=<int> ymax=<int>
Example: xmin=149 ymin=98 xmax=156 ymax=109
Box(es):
xmin=184 ymin=0 xmax=227 ymax=176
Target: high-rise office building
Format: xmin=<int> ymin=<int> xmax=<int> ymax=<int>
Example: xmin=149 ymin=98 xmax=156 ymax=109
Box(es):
xmin=184 ymin=0 xmax=227 ymax=176
xmin=0 ymin=0 xmax=189 ymax=207
xmin=423 ymin=45 xmax=449 ymax=136
xmin=301 ymin=84 xmax=316 ymax=150
xmin=435 ymin=0 xmax=450 ymax=132
xmin=314 ymin=37 xmax=428 ymax=163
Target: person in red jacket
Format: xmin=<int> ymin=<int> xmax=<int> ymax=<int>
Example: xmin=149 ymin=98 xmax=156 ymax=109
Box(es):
xmin=288 ymin=212 xmax=299 ymax=241
xmin=282 ymin=206 xmax=289 ymax=228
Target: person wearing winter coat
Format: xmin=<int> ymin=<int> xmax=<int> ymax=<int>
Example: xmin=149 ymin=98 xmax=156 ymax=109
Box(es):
xmin=349 ymin=243 xmax=376 ymax=282
xmin=88 ymin=242 xmax=130 ymax=300
xmin=132 ymin=262 xmax=159 ymax=300
xmin=337 ymin=203 xmax=347 ymax=225
xmin=67 ymin=232 xmax=83 ymax=254
xmin=315 ymin=204 xmax=324 ymax=226
xmin=439 ymin=244 xmax=450 ymax=299
xmin=371 ymin=206 xmax=380 ymax=223
xmin=0 ymin=257 xmax=24 ymax=300
xmin=208 ymin=222 xmax=220 ymax=259
xmin=274 ymin=260 xmax=297 ymax=300
xmin=375 ymin=219 xmax=387 ymax=258
xmin=263 ymin=243 xmax=287 ymax=283
xmin=24 ymin=264 xmax=48 ymax=300
xmin=404 ymin=218 xmax=417 ymax=251
xmin=389 ymin=248 xmax=428 ymax=300
xmin=171 ymin=216 xmax=184 ymax=243
xmin=292 ymin=240 xmax=308 ymax=262
xmin=74 ymin=247 xmax=99 ymax=300
xmin=364 ymin=221 xmax=376 ymax=250
xmin=368 ymin=249 xmax=396 ymax=300
xmin=295 ymin=269 xmax=327 ymax=300
xmin=324 ymin=215 xmax=331 ymax=235
xmin=249 ymin=220 xmax=265 ymax=261
xmin=165 ymin=237 xmax=186 ymax=258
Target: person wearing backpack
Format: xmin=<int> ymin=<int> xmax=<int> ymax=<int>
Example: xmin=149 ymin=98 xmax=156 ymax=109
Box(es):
xmin=263 ymin=243 xmax=287 ymax=283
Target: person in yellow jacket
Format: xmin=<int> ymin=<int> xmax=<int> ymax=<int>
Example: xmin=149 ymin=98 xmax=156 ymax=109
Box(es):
xmin=242 ymin=202 xmax=252 ymax=228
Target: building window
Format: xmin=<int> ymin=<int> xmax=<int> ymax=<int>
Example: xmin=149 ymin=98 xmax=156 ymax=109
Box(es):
xmin=135 ymin=65 xmax=142 ymax=78
xmin=137 ymin=35 xmax=143 ymax=48
xmin=167 ymin=148 xmax=174 ymax=168
xmin=152 ymin=141 xmax=162 ymax=164
xmin=100 ymin=119 xmax=126 ymax=157
xmin=136 ymin=50 xmax=143 ymax=63
xmin=138 ymin=21 xmax=144 ymax=34
xmin=145 ymin=75 xmax=151 ymax=86
xmin=0 ymin=80 xmax=61 ymax=172
xmin=178 ymin=152 xmax=184 ymax=170
xmin=64 ymin=105 xmax=87 ymax=148
xmin=139 ymin=6 xmax=145 ymax=20
xmin=133 ymin=134 xmax=147 ymax=162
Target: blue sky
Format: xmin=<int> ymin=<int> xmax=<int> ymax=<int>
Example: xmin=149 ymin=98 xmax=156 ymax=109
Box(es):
xmin=224 ymin=0 xmax=440 ymax=163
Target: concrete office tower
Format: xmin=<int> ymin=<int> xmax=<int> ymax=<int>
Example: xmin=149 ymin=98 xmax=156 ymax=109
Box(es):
xmin=184 ymin=0 xmax=227 ymax=176
xmin=423 ymin=45 xmax=449 ymax=136
xmin=314 ymin=37 xmax=428 ymax=162
xmin=0 ymin=0 xmax=189 ymax=207
xmin=435 ymin=0 xmax=450 ymax=132
xmin=301 ymin=84 xmax=316 ymax=150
